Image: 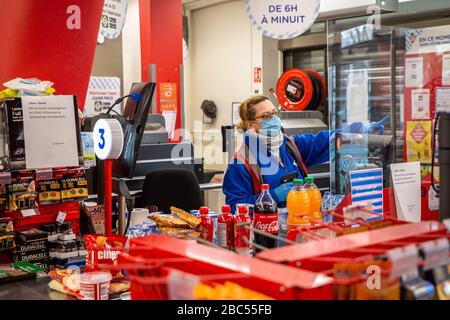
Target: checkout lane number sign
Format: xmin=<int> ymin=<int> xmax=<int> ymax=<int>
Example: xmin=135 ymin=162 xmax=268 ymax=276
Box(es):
xmin=246 ymin=0 xmax=321 ymax=40
xmin=93 ymin=119 xmax=124 ymax=160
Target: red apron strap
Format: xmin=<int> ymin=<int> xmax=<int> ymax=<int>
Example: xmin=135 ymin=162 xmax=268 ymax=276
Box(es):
xmin=285 ymin=135 xmax=309 ymax=178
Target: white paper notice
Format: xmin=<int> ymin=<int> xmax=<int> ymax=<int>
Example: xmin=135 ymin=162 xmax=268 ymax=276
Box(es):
xmin=390 ymin=162 xmax=421 ymax=222
xmin=436 ymin=87 xmax=450 ymax=113
xmin=405 ymin=57 xmax=424 ymax=88
xmin=411 ymin=89 xmax=430 ymax=119
xmin=442 ymin=54 xmax=450 ymax=85
xmin=21 ymin=209 xmax=37 ymax=217
xmin=22 ymin=96 xmax=80 ymax=169
xmin=162 ymin=111 xmax=177 ymax=140
xmin=347 ymin=69 xmax=369 ymax=123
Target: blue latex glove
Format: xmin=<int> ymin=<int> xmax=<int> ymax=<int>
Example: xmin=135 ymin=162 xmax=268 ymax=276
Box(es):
xmin=341 ymin=115 xmax=390 ymax=135
xmin=271 ymin=182 xmax=294 ymax=203
xmin=366 ymin=115 xmax=390 ymax=135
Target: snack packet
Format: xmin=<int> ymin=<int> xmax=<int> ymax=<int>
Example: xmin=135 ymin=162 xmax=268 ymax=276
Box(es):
xmin=170 ymin=207 xmax=201 ymax=228
xmin=84 ymin=235 xmax=127 ymax=282
xmin=3 ymin=78 xmax=54 ymax=92
xmin=149 ymin=213 xmax=190 ymax=228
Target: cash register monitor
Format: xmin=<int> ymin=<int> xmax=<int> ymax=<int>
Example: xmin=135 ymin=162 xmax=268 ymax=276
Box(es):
xmin=112 ymin=82 xmax=156 ymax=179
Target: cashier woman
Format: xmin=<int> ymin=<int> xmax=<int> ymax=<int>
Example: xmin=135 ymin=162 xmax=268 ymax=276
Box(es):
xmin=222 ymin=95 xmax=387 ymax=212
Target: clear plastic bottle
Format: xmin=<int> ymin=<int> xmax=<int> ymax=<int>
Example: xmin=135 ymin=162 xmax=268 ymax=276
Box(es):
xmin=286 ymin=179 xmax=310 ymax=230
xmin=304 ymin=176 xmax=323 ymax=223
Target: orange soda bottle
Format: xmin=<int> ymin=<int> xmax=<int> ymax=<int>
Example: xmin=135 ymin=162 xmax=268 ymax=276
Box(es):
xmin=286 ymin=179 xmax=311 ymax=230
xmin=304 ymin=177 xmax=323 ymax=223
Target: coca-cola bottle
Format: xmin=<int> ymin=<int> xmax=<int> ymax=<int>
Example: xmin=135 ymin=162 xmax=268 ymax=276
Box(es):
xmin=198 ymin=206 xmax=213 ymax=242
xmin=253 ymin=184 xmax=278 ymax=252
xmin=234 ymin=205 xmax=252 ymax=256
xmin=217 ymin=205 xmax=235 ymax=250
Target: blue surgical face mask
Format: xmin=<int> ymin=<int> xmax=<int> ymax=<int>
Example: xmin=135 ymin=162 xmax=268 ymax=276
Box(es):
xmin=259 ymin=116 xmax=282 ymax=137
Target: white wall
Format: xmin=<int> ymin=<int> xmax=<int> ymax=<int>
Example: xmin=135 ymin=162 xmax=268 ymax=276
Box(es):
xmin=187 ymin=0 xmax=253 ymax=172
xmin=122 ymin=0 xmax=142 ymax=94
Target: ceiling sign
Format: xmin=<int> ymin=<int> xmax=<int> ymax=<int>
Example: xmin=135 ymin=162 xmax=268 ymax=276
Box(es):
xmin=246 ymin=0 xmax=321 ymax=40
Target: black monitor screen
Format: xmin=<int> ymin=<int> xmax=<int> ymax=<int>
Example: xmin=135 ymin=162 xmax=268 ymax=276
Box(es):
xmin=112 ymin=82 xmax=156 ymax=179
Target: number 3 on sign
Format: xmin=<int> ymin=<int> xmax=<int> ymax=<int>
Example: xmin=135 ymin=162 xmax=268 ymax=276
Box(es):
xmin=93 ymin=119 xmax=124 ymax=160
xmin=98 ymin=128 xmax=106 ymax=150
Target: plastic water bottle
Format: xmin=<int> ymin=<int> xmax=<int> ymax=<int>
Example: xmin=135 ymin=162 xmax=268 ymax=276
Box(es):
xmin=286 ymin=179 xmax=311 ymax=231
xmin=304 ymin=177 xmax=322 ymax=223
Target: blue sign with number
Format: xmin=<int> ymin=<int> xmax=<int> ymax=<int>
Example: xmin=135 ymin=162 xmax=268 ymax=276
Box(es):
xmin=98 ymin=128 xmax=106 ymax=150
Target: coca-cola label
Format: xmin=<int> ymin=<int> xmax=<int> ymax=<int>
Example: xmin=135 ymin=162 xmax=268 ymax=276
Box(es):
xmin=253 ymin=213 xmax=279 ymax=234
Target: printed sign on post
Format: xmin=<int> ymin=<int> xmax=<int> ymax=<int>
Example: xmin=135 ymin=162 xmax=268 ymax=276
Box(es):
xmin=411 ymin=89 xmax=430 ymax=119
xmin=246 ymin=0 xmax=320 ymax=40
xmin=254 ymin=67 xmax=262 ymax=83
xmin=160 ymin=83 xmax=178 ymax=140
xmin=84 ymin=77 xmax=121 ymax=116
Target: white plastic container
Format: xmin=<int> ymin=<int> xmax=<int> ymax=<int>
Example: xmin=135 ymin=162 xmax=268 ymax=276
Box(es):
xmin=79 ymin=272 xmax=112 ymax=300
xmin=129 ymin=208 xmax=150 ymax=227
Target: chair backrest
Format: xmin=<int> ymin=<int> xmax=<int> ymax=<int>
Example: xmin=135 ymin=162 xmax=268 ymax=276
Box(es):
xmin=139 ymin=169 xmax=203 ymax=214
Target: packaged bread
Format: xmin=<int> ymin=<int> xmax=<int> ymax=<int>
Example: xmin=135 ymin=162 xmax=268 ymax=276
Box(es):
xmin=170 ymin=206 xmax=201 ymax=228
xmin=159 ymin=226 xmax=200 ymax=239
xmin=148 ymin=213 xmax=190 ymax=228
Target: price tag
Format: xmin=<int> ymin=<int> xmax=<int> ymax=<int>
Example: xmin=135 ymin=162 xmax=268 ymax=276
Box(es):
xmin=56 ymin=211 xmax=67 ymax=224
xmin=387 ymin=244 xmax=419 ymax=280
xmin=85 ymin=204 xmax=105 ymax=235
xmin=21 ymin=209 xmax=37 ymax=217
xmin=0 ymin=172 xmax=12 ymax=185
xmin=421 ymin=238 xmax=449 ymax=271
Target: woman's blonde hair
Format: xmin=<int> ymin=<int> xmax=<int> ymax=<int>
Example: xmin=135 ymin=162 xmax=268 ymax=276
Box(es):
xmin=236 ymin=95 xmax=269 ymax=131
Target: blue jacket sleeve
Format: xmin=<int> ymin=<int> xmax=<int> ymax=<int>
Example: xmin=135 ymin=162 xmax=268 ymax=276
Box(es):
xmin=292 ymin=130 xmax=330 ymax=167
xmin=222 ymin=161 xmax=259 ymax=214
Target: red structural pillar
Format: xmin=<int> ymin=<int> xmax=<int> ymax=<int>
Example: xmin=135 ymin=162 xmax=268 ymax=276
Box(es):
xmin=139 ymin=0 xmax=183 ymax=142
xmin=0 ymin=0 xmax=104 ymax=109
xmin=104 ymin=159 xmax=113 ymax=236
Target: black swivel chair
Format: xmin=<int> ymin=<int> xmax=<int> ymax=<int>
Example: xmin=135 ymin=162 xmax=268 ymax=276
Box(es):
xmin=137 ymin=169 xmax=204 ymax=214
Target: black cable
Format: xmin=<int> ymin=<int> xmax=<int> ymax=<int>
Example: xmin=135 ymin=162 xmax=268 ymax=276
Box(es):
xmin=106 ymin=94 xmax=132 ymax=114
xmin=431 ymin=112 xmax=440 ymax=194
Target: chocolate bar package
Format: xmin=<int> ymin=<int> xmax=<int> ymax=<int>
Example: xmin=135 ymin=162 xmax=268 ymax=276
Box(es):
xmin=38 ymin=179 xmax=61 ymax=205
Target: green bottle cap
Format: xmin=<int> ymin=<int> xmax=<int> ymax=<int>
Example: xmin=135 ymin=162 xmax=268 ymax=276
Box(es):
xmin=293 ymin=179 xmax=303 ymax=185
xmin=305 ymin=177 xmax=314 ymax=183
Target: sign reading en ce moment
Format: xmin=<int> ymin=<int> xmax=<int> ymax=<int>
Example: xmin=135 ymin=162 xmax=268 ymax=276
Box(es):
xmin=93 ymin=119 xmax=124 ymax=160
xmin=246 ymin=0 xmax=321 ymax=40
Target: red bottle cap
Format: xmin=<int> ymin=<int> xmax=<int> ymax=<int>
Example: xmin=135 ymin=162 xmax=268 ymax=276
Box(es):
xmin=237 ymin=205 xmax=248 ymax=215
xmin=261 ymin=184 xmax=269 ymax=190
xmin=221 ymin=205 xmax=231 ymax=213
xmin=199 ymin=207 xmax=209 ymax=215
